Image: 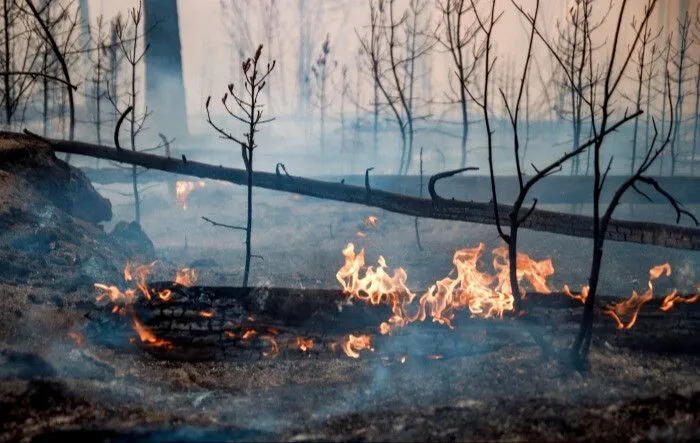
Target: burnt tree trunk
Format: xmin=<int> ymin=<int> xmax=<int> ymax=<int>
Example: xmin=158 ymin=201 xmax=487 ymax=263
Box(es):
xmin=143 ymin=0 xmax=189 ymax=140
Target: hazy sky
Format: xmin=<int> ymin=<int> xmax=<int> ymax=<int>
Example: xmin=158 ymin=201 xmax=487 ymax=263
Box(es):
xmin=88 ymin=0 xmax=697 ymax=131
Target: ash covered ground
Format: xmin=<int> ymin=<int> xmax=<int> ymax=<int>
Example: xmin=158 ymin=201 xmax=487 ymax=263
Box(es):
xmin=1 ymin=134 xmax=699 ymax=442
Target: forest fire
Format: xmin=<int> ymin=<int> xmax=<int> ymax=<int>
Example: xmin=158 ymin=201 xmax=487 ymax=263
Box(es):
xmin=336 ymin=242 xmax=554 ymax=334
xmin=94 ymin=261 xmax=197 ymax=350
xmin=175 ymin=180 xmax=206 ymax=209
xmin=336 ymin=243 xmax=698 ymax=336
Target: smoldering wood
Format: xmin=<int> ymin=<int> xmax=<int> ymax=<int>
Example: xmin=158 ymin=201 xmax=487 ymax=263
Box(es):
xmin=23 ymin=132 xmax=700 ymax=251
xmin=89 ymin=284 xmax=700 ymax=362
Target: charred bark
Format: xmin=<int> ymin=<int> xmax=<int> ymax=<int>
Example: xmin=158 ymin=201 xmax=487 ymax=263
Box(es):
xmin=23 ymin=131 xmax=700 ymax=251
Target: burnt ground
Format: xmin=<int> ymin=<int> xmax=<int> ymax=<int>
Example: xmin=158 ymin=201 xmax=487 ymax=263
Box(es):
xmin=1 ymin=135 xmax=699 ymax=442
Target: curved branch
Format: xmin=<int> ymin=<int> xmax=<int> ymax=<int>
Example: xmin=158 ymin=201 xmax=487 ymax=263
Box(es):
xmin=114 ymin=106 xmax=133 ymax=150
xmin=428 ymin=167 xmax=479 ymax=201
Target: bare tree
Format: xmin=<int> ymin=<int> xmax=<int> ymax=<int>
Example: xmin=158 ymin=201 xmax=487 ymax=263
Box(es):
xmin=309 ymin=33 xmax=337 ymax=151
xmin=624 ymin=11 xmax=662 ymax=174
xmin=359 ymin=0 xmax=434 ymax=175
xmin=434 ymin=0 xmax=483 ymax=168
xmin=205 ymin=45 xmax=275 ymax=288
xmin=25 ymin=0 xmax=77 ymax=143
xmin=668 ymin=11 xmax=693 ymax=176
xmin=106 ymin=1 xmax=151 ymax=224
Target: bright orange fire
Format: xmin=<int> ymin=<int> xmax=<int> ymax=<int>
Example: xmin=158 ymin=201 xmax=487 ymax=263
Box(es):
xmin=336 ymin=242 xmax=554 ymax=334
xmin=95 ymin=261 xmax=200 ymax=350
xmin=295 ymin=337 xmax=314 ymax=352
xmin=132 ymin=317 xmax=172 ymax=348
xmin=342 ymin=334 xmax=373 ymax=359
xmin=199 ymin=309 xmax=215 ymax=318
xmin=175 ymin=180 xmax=206 ymax=210
xmin=602 ymin=263 xmax=671 ymax=329
xmin=563 ymin=284 xmax=589 ymax=303
xmin=660 ymin=284 xmax=700 ymax=312
xmin=175 ymin=268 xmax=197 ymax=286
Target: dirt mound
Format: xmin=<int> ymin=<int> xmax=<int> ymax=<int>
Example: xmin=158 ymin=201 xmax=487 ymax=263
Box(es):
xmin=0 ymin=132 xmax=155 ymax=291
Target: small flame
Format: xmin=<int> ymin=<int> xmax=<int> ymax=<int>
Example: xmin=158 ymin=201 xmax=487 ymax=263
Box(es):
xmin=132 ymin=317 xmax=172 ymax=348
xmin=242 ymin=329 xmax=257 ymax=341
xmin=356 ymin=231 xmax=367 ymax=238
xmin=224 ymin=330 xmax=236 ymax=338
xmin=175 ymin=268 xmax=197 ymax=287
xmin=400 ymin=355 xmax=406 ymax=364
xmin=198 ymin=309 xmax=215 ymax=318
xmin=295 ymin=337 xmax=314 ymax=352
xmin=660 ymin=287 xmax=699 ymax=312
xmin=158 ymin=289 xmax=173 ymax=301
xmin=175 ymin=180 xmax=206 ymax=209
xmin=563 ymin=284 xmax=589 ymax=303
xmin=342 ymin=334 xmax=373 ymax=359
xmin=603 ymin=263 xmax=671 ymax=329
xmin=363 ymin=215 xmax=379 ymax=227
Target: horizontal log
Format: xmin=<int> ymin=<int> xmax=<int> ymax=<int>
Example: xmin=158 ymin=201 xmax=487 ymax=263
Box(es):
xmin=23 ymin=132 xmax=700 ymax=250
xmin=81 ymin=167 xmax=700 ymax=205
xmin=91 ymin=284 xmax=700 ymax=361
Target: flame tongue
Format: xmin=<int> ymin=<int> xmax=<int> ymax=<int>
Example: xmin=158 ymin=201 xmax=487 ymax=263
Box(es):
xmin=96 ymin=261 xmax=199 ymax=350
xmin=336 ymin=242 xmax=555 ymax=332
xmin=602 ymin=262 xmax=672 ymax=329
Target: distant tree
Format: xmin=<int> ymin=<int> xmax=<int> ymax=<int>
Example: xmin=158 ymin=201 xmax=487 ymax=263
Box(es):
xmin=434 ymin=0 xmax=484 ymax=168
xmin=623 ymin=11 xmax=662 ymax=174
xmin=106 ymin=1 xmax=151 ymax=224
xmin=310 ymin=33 xmax=338 ymax=151
xmin=205 ymin=45 xmax=275 ymax=288
xmin=668 ymin=11 xmax=693 ymax=175
xmin=359 ymin=0 xmax=435 ymax=175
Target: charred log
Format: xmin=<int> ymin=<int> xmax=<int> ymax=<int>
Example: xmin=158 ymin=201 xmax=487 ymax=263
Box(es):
xmin=20 ymin=131 xmax=700 ymax=251
xmin=87 ymin=285 xmax=700 ymax=362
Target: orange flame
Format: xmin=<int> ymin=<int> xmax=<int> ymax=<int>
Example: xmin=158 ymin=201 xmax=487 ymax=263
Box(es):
xmin=660 ymin=285 xmax=699 ymax=312
xmin=602 ymin=263 xmax=671 ymax=329
xmin=342 ymin=334 xmax=373 ymax=359
xmin=175 ymin=180 xmax=206 ymax=210
xmin=198 ymin=309 xmax=214 ymax=318
xmin=336 ymin=242 xmax=554 ymax=333
xmin=363 ymin=215 xmax=379 ymax=227
xmin=241 ymin=329 xmax=257 ymax=341
xmin=175 ymin=268 xmax=197 ymax=287
xmin=132 ymin=317 xmax=172 ymax=348
xmin=295 ymin=337 xmax=314 ymax=352
xmin=563 ymin=284 xmax=589 ymax=303
xmin=97 ymin=261 xmax=201 ymax=350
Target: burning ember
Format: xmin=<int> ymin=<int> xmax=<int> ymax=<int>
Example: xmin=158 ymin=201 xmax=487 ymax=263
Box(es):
xmin=342 ymin=334 xmax=373 ymax=359
xmin=295 ymin=337 xmax=314 ymax=352
xmin=175 ymin=268 xmax=197 ymax=286
xmin=175 ymin=180 xmax=206 ymax=209
xmin=94 ymin=261 xmax=198 ymax=350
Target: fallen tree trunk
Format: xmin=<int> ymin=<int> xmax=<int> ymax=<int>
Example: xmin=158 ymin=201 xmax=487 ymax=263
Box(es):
xmin=24 ymin=131 xmax=700 ymax=251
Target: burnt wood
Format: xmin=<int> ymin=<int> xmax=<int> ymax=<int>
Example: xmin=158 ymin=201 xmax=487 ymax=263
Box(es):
xmin=20 ymin=131 xmax=700 ymax=251
xmin=88 ymin=284 xmax=700 ymax=361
